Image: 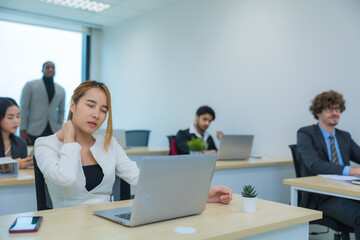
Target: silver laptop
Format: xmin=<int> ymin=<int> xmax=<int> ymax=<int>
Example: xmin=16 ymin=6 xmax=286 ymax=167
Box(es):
xmin=93 ymin=154 xmax=217 ymax=227
xmin=95 ymin=129 xmax=126 ymax=149
xmin=217 ymin=135 xmax=254 ymax=160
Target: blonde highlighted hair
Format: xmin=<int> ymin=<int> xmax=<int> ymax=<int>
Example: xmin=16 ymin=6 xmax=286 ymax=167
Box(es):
xmin=68 ymin=80 xmax=113 ymax=151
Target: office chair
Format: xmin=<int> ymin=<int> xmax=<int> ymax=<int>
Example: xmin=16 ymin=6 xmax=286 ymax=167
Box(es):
xmin=33 ymin=156 xmax=53 ymax=210
xmin=289 ymin=144 xmax=354 ymax=240
xmin=125 ymin=130 xmax=150 ymax=147
xmin=167 ymin=135 xmax=178 ymax=155
xmin=112 ymin=177 xmax=131 ymax=201
xmin=34 ymin=157 xmax=131 ymax=211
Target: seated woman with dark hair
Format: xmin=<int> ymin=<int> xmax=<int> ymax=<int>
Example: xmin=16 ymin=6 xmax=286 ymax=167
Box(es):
xmin=35 ymin=81 xmax=232 ymax=209
xmin=0 ymin=97 xmax=33 ymax=168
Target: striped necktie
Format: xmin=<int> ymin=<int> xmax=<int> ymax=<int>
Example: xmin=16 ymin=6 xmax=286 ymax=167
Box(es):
xmin=329 ymin=135 xmax=339 ymax=165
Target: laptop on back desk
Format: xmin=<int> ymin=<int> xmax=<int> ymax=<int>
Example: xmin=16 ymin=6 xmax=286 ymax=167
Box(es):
xmin=217 ymin=135 xmax=254 ymax=160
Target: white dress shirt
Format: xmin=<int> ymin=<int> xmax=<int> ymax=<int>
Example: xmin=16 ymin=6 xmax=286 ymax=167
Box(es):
xmin=189 ymin=124 xmax=210 ymax=148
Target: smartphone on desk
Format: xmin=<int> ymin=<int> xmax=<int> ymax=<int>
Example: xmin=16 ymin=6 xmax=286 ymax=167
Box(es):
xmin=9 ymin=216 xmax=43 ymax=233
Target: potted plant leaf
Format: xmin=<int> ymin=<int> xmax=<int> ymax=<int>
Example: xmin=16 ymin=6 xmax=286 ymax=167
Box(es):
xmin=187 ymin=137 xmax=206 ymax=154
xmin=241 ymin=185 xmax=258 ymax=213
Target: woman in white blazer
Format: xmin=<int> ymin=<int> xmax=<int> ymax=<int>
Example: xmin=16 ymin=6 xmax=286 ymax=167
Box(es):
xmin=35 ymin=81 xmax=232 ymax=209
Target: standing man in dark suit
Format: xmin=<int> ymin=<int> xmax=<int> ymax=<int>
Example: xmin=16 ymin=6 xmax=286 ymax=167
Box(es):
xmin=176 ymin=106 xmax=223 ymax=154
xmin=20 ymin=61 xmax=65 ymax=145
xmin=297 ymin=90 xmax=360 ymax=239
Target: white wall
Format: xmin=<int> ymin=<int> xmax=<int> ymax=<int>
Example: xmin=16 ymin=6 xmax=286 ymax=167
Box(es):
xmin=99 ymin=0 xmax=360 ymax=157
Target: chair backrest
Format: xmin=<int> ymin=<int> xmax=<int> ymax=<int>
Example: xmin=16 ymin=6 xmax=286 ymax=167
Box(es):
xmin=33 ymin=156 xmax=53 ymax=210
xmin=125 ymin=130 xmax=150 ymax=147
xmin=288 ymin=144 xmax=302 ymax=178
xmin=167 ymin=135 xmax=178 ymax=155
xmin=112 ymin=177 xmax=131 ymax=201
xmin=288 ymin=144 xmax=354 ymax=236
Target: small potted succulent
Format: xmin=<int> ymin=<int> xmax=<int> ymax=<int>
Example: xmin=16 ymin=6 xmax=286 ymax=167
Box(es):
xmin=241 ymin=185 xmax=258 ymax=213
xmin=187 ymin=137 xmax=206 ymax=154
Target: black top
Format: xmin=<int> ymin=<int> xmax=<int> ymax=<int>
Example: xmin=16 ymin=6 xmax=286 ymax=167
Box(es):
xmin=175 ymin=128 xmax=217 ymax=155
xmin=43 ymin=76 xmax=55 ymax=102
xmin=82 ymin=164 xmax=104 ymax=191
xmin=11 ymin=136 xmax=28 ymax=159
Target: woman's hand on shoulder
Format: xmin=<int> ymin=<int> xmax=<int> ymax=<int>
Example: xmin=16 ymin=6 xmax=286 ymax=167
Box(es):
xmin=56 ymin=120 xmax=75 ymax=143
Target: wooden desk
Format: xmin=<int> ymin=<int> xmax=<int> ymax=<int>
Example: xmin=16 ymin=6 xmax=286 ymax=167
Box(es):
xmin=0 ymin=194 xmax=321 ymax=240
xmin=213 ymin=157 xmax=294 ymax=205
xmin=125 ymin=146 xmax=169 ymax=155
xmin=215 ymin=157 xmax=291 ymax=170
xmin=284 ymin=176 xmax=360 ymax=206
xmin=0 ymin=156 xmax=294 ymax=216
xmin=0 ymin=168 xmax=34 ymax=186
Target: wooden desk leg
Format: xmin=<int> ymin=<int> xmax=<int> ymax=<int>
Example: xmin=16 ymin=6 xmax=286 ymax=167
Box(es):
xmin=290 ymin=186 xmax=298 ymax=206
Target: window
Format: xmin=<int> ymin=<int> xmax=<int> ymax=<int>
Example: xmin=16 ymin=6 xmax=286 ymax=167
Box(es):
xmin=0 ymin=20 xmax=83 ymax=118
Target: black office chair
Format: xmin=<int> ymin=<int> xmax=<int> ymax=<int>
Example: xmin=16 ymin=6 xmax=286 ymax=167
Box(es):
xmin=125 ymin=130 xmax=150 ymax=147
xmin=34 ymin=157 xmax=131 ymax=211
xmin=33 ymin=156 xmax=53 ymax=210
xmin=167 ymin=135 xmax=178 ymax=155
xmin=289 ymin=144 xmax=354 ymax=240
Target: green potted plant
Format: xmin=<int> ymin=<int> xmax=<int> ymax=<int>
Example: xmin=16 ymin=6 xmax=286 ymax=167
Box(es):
xmin=187 ymin=137 xmax=206 ymax=154
xmin=241 ymin=185 xmax=258 ymax=213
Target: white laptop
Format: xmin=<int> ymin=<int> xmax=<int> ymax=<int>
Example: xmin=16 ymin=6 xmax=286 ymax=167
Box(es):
xmin=93 ymin=154 xmax=217 ymax=227
xmin=217 ymin=135 xmax=254 ymax=160
xmin=95 ymin=129 xmax=126 ymax=149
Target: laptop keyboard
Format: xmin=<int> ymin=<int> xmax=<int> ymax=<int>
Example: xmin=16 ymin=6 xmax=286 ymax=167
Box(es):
xmin=115 ymin=212 xmax=131 ymax=220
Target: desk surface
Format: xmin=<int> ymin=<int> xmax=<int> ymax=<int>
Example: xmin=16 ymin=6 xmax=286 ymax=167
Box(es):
xmin=0 ymin=194 xmax=321 ymax=240
xmin=125 ymin=146 xmax=169 ymax=155
xmin=0 ymin=168 xmax=34 ymax=186
xmin=284 ymin=176 xmax=360 ymax=198
xmin=215 ymin=156 xmax=291 ymax=170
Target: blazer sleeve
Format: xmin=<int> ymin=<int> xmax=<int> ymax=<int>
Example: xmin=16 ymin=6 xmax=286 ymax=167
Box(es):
xmin=176 ymin=130 xmax=190 ymax=154
xmin=348 ymin=133 xmax=360 ymax=164
xmin=297 ymin=128 xmax=344 ymax=175
xmin=20 ymin=82 xmax=32 ymax=131
xmin=113 ymin=139 xmax=139 ymax=187
xmin=11 ymin=137 xmax=28 ymax=159
xmin=18 ymin=137 xmax=28 ymax=158
xmin=207 ymin=135 xmax=217 ymax=151
xmin=34 ymin=137 xmax=82 ymax=187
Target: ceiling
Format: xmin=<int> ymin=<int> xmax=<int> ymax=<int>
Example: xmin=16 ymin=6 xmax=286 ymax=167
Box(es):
xmin=0 ymin=0 xmax=176 ymax=28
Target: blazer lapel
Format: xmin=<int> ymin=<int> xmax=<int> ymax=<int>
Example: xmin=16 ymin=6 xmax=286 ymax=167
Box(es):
xmin=314 ymin=124 xmax=329 ymax=161
xmin=335 ymin=129 xmax=348 ymax=165
xmin=37 ymin=79 xmax=49 ymax=102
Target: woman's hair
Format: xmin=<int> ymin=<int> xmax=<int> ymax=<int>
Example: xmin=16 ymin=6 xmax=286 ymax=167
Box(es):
xmin=0 ymin=97 xmax=19 ymax=157
xmin=68 ymin=80 xmax=113 ymax=151
xmin=310 ymin=90 xmax=346 ymax=119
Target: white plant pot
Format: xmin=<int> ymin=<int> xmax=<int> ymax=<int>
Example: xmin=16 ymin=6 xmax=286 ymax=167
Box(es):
xmin=242 ymin=196 xmax=257 ymax=213
xmin=189 ymin=151 xmax=202 ymax=154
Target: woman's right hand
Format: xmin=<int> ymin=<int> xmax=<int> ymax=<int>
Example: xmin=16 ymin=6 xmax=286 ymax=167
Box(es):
xmin=56 ymin=120 xmax=76 ymax=143
xmin=15 ymin=156 xmax=33 ymax=169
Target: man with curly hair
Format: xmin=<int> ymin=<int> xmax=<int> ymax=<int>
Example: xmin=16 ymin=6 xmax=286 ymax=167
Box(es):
xmin=297 ymin=90 xmax=360 ymax=239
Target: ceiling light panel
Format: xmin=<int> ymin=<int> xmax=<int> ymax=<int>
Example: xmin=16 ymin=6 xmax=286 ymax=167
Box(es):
xmin=40 ymin=0 xmax=111 ymax=13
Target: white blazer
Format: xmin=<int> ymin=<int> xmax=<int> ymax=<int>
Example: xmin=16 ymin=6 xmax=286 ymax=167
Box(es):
xmin=34 ymin=134 xmax=139 ymax=209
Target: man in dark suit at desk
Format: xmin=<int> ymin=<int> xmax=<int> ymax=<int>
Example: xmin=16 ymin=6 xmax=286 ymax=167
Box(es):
xmin=176 ymin=106 xmax=223 ymax=154
xmin=297 ymin=90 xmax=360 ymax=239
